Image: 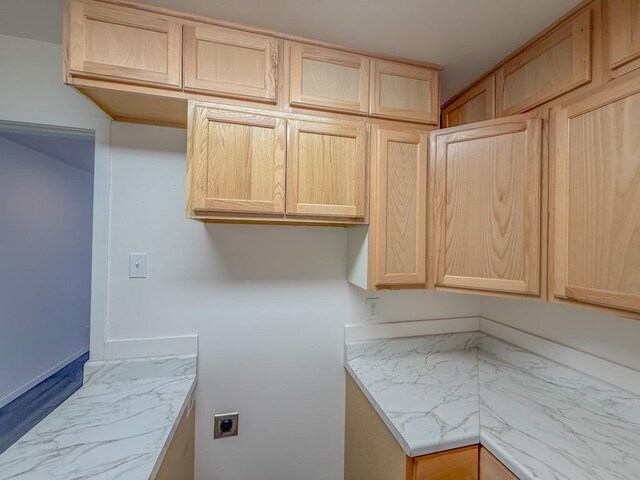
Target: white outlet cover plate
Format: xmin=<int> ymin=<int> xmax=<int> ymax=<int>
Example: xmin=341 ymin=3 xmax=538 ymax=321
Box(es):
xmin=365 ymin=298 xmax=379 ymax=321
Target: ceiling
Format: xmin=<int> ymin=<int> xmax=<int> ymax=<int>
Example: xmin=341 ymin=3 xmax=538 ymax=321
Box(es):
xmin=0 ymin=123 xmax=95 ymax=174
xmin=0 ymin=0 xmax=581 ymax=101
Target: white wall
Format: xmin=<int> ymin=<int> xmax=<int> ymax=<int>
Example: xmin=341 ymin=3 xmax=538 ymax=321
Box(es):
xmin=480 ymin=296 xmax=640 ymax=371
xmin=0 ymin=136 xmax=93 ymax=406
xmin=105 ymin=122 xmax=480 ymax=480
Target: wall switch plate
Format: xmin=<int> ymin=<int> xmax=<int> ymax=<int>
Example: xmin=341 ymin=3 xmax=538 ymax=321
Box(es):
xmin=365 ymin=298 xmax=379 ymax=321
xmin=129 ymin=253 xmax=147 ymax=278
xmin=213 ymin=412 xmax=239 ymax=439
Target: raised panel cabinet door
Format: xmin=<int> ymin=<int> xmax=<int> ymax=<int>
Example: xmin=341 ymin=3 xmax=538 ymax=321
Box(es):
xmin=370 ymin=60 xmax=440 ymax=124
xmin=495 ymin=8 xmax=591 ymax=116
xmin=552 ymin=76 xmax=640 ymax=315
xmin=188 ymin=103 xmax=286 ymax=215
xmin=184 ymin=24 xmax=279 ymax=102
xmin=286 ymin=119 xmax=366 ymax=219
xmin=608 ymin=0 xmax=640 ymax=71
xmin=442 ymin=76 xmax=496 ymax=128
xmin=413 ymin=446 xmax=479 ymax=480
xmin=289 ymin=42 xmax=369 ymax=114
xmin=479 ymin=448 xmax=517 ymax=480
xmin=370 ymin=125 xmax=427 ymax=288
xmin=430 ymin=114 xmax=543 ymax=295
xmin=67 ymin=0 xmax=181 ymax=88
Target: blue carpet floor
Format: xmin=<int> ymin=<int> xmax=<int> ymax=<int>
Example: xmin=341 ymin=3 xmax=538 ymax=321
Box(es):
xmin=0 ymin=352 xmax=89 ymax=454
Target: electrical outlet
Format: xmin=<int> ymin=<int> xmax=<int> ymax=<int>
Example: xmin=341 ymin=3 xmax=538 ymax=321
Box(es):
xmin=365 ymin=298 xmax=379 ymax=321
xmin=129 ymin=253 xmax=147 ymax=278
xmin=213 ymin=412 xmax=238 ymax=439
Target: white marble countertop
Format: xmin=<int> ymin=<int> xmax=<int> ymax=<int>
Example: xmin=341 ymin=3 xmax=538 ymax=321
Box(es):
xmin=0 ymin=355 xmax=197 ymax=480
xmin=345 ymin=332 xmax=640 ymax=480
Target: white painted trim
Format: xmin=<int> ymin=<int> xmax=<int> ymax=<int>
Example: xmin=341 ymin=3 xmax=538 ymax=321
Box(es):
xmin=480 ymin=317 xmax=640 ymax=396
xmin=344 ymin=316 xmax=480 ymax=342
xmin=0 ymin=109 xmax=111 ymax=362
xmin=0 ymin=348 xmax=89 ymax=409
xmin=103 ymin=335 xmax=199 ymax=360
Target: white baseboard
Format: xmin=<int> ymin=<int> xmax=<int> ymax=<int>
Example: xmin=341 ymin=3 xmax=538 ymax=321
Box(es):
xmin=344 ymin=316 xmax=481 ymax=343
xmin=0 ymin=347 xmax=89 ymax=409
xmin=480 ymin=317 xmax=640 ymax=396
xmin=103 ymin=335 xmax=198 ymax=360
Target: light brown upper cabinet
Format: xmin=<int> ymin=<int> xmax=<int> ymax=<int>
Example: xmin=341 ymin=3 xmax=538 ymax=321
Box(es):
xmin=496 ymin=9 xmax=592 ymax=117
xmin=286 ymin=119 xmax=366 ymax=219
xmin=430 ymin=114 xmax=543 ymax=296
xmin=187 ymin=103 xmax=286 ymax=216
xmin=183 ymin=24 xmax=279 ymax=102
xmin=370 ymin=60 xmax=440 ymax=124
xmin=66 ymin=0 xmax=182 ymax=88
xmin=442 ymin=76 xmax=496 ymax=128
xmin=288 ymin=42 xmax=369 ymax=114
xmin=552 ymin=76 xmax=640 ymax=317
xmin=608 ymin=0 xmax=640 ymax=75
xmin=369 ymin=125 xmax=428 ymax=288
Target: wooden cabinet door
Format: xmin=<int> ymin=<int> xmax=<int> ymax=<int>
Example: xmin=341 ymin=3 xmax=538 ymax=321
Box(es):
xmin=370 ymin=60 xmax=439 ymax=124
xmin=608 ymin=0 xmax=640 ymax=73
xmin=183 ymin=24 xmax=279 ymax=102
xmin=496 ymin=8 xmax=591 ymax=116
xmin=289 ymin=42 xmax=369 ymax=114
xmin=370 ymin=125 xmax=427 ymax=288
xmin=479 ymin=448 xmax=517 ymax=480
xmin=442 ymin=76 xmax=495 ymax=128
xmin=286 ymin=119 xmax=366 ymax=219
xmin=552 ymin=77 xmax=640 ymax=316
xmin=67 ymin=0 xmax=181 ymax=88
xmin=430 ymin=114 xmax=543 ymax=295
xmin=413 ymin=446 xmax=478 ymax=480
xmin=188 ymin=103 xmax=286 ymax=215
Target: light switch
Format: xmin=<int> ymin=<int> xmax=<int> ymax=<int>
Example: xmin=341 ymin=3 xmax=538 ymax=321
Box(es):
xmin=129 ymin=253 xmax=147 ymax=278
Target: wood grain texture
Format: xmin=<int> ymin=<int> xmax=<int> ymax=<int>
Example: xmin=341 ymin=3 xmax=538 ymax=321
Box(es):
xmin=289 ymin=42 xmax=369 ymax=114
xmin=183 ymin=23 xmax=279 ymax=102
xmin=479 ymin=448 xmax=517 ymax=480
xmin=608 ymin=0 xmax=640 ymax=70
xmin=67 ymin=0 xmax=181 ymax=88
xmin=154 ymin=404 xmax=195 ymax=480
xmin=552 ymin=75 xmax=640 ymax=314
xmin=495 ymin=8 xmax=592 ymax=116
xmin=344 ymin=374 xmax=411 ymax=480
xmin=369 ymin=125 xmax=427 ymax=288
xmin=430 ymin=114 xmax=543 ymax=296
xmin=412 ymin=446 xmax=479 ymax=480
xmin=442 ymin=76 xmax=496 ymax=128
xmin=370 ymin=60 xmax=440 ymax=124
xmin=286 ymin=118 xmax=366 ymax=218
xmin=189 ymin=103 xmax=285 ymax=215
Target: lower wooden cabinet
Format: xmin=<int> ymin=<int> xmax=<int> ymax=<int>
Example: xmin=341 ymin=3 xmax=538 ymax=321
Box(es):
xmin=479 ymin=448 xmax=517 ymax=480
xmin=429 ymin=113 xmax=544 ymax=297
xmin=551 ymin=75 xmax=640 ymax=318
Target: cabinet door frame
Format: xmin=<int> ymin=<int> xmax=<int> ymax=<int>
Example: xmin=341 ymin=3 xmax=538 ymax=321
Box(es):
xmin=370 ymin=60 xmax=440 ymax=125
xmin=495 ymin=8 xmax=591 ymax=117
xmin=67 ymin=0 xmax=182 ymax=88
xmin=286 ymin=119 xmax=367 ymax=218
xmin=552 ymin=78 xmax=640 ymax=316
xmin=370 ymin=125 xmax=428 ymax=288
xmin=442 ymin=75 xmax=496 ymax=128
xmin=189 ymin=104 xmax=286 ymax=215
xmin=289 ymin=42 xmax=370 ymax=114
xmin=608 ymin=0 xmax=640 ymax=71
xmin=430 ymin=113 xmax=543 ymax=296
xmin=183 ymin=24 xmax=279 ymax=102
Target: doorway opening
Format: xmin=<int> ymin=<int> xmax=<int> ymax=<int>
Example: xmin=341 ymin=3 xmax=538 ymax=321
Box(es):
xmin=0 ymin=121 xmax=95 ymax=453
